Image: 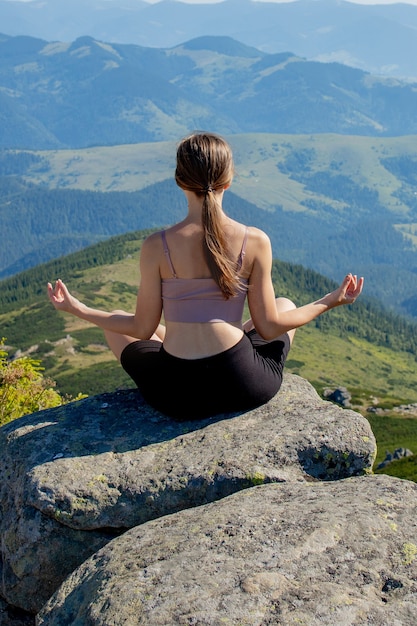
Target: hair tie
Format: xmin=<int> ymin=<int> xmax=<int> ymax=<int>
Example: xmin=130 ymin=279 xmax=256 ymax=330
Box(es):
xmin=203 ymin=185 xmax=214 ymax=194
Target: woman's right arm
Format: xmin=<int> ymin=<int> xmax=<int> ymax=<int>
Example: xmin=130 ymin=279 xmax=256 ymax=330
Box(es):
xmin=247 ymin=229 xmax=364 ymax=340
xmin=47 ymin=233 xmax=164 ymax=339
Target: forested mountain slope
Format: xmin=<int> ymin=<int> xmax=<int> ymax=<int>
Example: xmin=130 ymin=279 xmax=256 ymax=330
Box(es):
xmin=2 ymin=134 xmax=417 ymax=319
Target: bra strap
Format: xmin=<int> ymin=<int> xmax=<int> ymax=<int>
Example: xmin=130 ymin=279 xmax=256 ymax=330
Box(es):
xmin=237 ymin=226 xmax=248 ymax=271
xmin=160 ymin=230 xmax=177 ymax=278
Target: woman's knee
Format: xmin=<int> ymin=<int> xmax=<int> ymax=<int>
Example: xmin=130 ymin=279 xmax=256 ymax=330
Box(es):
xmin=103 ymin=312 xmax=135 ymax=360
xmin=275 ymin=297 xmax=296 ymax=312
xmin=275 ymin=297 xmax=297 ymax=343
xmin=244 ymin=297 xmax=297 ymax=333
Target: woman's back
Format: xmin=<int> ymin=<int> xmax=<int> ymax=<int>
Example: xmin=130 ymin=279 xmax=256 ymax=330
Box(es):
xmin=159 ymin=216 xmax=251 ymax=359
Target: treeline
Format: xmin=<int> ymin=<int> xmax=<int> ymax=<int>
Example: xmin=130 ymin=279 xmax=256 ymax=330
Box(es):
xmin=271 ymin=260 xmax=417 ymax=358
xmin=0 ymin=172 xmax=329 ymax=279
xmin=279 ymin=149 xmax=399 ymax=222
xmin=0 ymin=150 xmax=46 ymax=175
xmin=0 ymin=230 xmax=154 ymax=312
xmin=0 ymin=176 xmax=185 ymax=277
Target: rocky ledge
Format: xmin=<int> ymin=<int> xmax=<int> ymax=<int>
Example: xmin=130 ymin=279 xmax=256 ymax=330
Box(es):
xmin=1 ymin=374 xmax=415 ymax=625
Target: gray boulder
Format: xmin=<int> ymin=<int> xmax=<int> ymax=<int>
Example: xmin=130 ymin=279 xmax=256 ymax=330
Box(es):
xmin=323 ymin=386 xmax=352 ymax=408
xmin=37 ymin=475 xmax=417 ymax=626
xmin=0 ymin=374 xmax=375 ymax=615
xmin=377 ymin=447 xmax=414 ymax=469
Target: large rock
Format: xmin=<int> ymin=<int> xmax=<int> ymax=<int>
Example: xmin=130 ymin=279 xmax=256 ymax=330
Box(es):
xmin=0 ymin=374 xmax=376 ymax=614
xmin=36 ymin=475 xmax=417 ymax=626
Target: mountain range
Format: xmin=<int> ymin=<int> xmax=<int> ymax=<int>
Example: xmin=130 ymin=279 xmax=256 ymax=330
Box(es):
xmin=1 ymin=32 xmax=417 ymax=150
xmin=1 ymin=0 xmax=417 ymax=81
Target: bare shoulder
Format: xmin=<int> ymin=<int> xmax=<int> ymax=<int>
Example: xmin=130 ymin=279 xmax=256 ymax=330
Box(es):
xmin=241 ymin=227 xmax=272 ymax=276
xmin=142 ymin=230 xmax=163 ymax=250
xmin=247 ymin=226 xmax=271 ymax=249
xmin=140 ymin=231 xmax=163 ymax=263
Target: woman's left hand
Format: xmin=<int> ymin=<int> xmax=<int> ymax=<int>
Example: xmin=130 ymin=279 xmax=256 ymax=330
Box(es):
xmin=330 ymin=273 xmax=364 ymax=307
xmin=47 ymin=279 xmax=83 ymax=315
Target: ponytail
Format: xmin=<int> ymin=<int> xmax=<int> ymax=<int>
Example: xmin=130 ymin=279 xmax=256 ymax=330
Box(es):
xmin=201 ymin=190 xmax=240 ymax=298
xmin=175 ymin=132 xmax=241 ymax=298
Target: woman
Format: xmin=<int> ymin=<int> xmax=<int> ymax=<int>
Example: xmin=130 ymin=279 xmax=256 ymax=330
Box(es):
xmin=48 ymin=132 xmax=363 ymax=419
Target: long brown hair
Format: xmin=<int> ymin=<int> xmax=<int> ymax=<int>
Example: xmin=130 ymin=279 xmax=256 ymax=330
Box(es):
xmin=175 ymin=132 xmax=241 ymax=298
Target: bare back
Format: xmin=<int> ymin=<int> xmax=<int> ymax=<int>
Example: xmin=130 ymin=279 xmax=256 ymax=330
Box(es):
xmin=160 ymin=218 xmax=251 ymax=358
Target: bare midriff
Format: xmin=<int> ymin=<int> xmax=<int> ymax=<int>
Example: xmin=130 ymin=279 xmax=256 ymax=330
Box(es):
xmin=162 ymin=320 xmax=244 ymax=359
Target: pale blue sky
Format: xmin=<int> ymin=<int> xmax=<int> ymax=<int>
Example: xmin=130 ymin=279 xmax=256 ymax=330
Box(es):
xmin=12 ymin=0 xmax=417 ymax=5
xmin=145 ymin=0 xmax=417 ymax=5
xmin=13 ymin=0 xmax=417 ymax=4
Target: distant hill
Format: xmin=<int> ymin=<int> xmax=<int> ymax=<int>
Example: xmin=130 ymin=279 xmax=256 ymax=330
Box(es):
xmin=1 ymin=0 xmax=417 ymax=80
xmin=1 ymin=33 xmax=417 ymax=150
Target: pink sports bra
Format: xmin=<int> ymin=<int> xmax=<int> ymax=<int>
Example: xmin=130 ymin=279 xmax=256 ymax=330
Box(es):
xmin=161 ymin=228 xmax=249 ymax=323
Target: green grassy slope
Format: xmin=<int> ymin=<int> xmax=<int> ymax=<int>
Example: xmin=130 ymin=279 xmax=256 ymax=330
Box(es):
xmin=19 ymin=134 xmax=417 ymax=219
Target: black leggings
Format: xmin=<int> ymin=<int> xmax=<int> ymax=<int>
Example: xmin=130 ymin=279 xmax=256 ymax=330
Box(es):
xmin=120 ymin=329 xmax=291 ymax=420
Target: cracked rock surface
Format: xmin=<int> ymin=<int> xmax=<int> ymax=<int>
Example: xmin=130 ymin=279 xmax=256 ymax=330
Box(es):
xmin=37 ymin=475 xmax=417 ymax=626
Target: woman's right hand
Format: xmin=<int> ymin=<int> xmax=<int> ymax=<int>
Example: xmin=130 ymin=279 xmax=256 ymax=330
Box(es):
xmin=47 ymin=279 xmax=83 ymax=315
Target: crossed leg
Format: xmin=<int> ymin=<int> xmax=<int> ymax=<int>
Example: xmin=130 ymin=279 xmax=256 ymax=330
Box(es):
xmin=103 ymin=310 xmax=166 ymax=362
xmin=243 ymin=297 xmax=297 ymax=344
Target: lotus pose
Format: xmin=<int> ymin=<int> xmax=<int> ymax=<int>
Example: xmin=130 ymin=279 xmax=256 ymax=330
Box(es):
xmin=48 ymin=132 xmax=363 ymax=419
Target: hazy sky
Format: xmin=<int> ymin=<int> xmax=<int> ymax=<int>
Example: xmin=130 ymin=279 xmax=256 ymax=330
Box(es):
xmin=12 ymin=0 xmax=417 ymax=4
xmin=144 ymin=0 xmax=417 ymax=5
